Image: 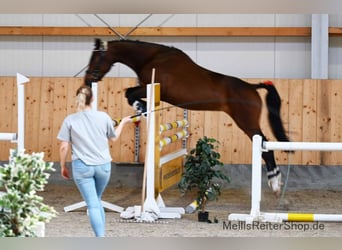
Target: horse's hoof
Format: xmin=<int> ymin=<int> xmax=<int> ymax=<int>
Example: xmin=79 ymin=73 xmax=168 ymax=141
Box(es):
xmin=268 ymin=174 xmax=282 ymax=196
xmin=274 ymin=188 xmax=281 ymax=197
xmin=278 ymin=199 xmax=291 ymax=211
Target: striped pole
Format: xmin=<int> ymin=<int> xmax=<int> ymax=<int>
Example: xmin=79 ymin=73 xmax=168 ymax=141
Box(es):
xmin=160 ymin=119 xmax=188 ymax=133
xmin=262 ymin=212 xmax=342 ymax=222
xmin=113 ymin=114 xmax=142 ymax=127
xmin=159 ymin=129 xmax=188 ymax=149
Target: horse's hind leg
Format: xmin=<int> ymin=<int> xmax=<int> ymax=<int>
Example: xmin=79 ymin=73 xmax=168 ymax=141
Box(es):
xmin=229 ymin=104 xmax=282 ymax=195
xmin=247 ymin=131 xmax=282 ymax=195
xmin=260 ymin=135 xmax=282 ymax=195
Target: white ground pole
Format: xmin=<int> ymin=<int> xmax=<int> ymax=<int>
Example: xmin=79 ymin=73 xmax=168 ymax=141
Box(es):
xmin=0 ymin=73 xmax=28 ymax=150
xmin=228 ymin=134 xmax=342 ymax=223
xmin=63 ymin=82 xmax=124 ymax=213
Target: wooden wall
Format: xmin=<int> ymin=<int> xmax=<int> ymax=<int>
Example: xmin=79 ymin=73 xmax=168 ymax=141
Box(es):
xmin=1 ymin=77 xmax=342 ymax=166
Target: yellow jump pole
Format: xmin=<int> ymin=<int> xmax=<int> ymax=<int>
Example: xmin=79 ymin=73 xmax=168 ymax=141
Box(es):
xmin=262 ymin=212 xmax=342 ymax=222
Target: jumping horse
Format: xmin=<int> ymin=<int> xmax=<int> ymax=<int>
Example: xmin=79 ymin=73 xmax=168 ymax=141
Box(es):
xmin=84 ymin=38 xmax=290 ymax=194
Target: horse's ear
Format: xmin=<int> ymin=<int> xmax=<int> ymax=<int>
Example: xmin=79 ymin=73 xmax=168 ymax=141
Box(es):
xmin=94 ymin=38 xmax=101 ymax=50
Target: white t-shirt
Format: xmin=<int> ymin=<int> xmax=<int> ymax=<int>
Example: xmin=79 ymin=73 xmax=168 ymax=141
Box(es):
xmin=57 ymin=109 xmax=116 ymax=165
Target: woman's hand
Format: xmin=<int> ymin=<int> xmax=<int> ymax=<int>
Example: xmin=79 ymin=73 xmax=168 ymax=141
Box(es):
xmin=110 ymin=115 xmax=132 ymax=143
xmin=61 ymin=166 xmax=70 ymax=179
xmin=121 ymin=116 xmax=132 ymax=124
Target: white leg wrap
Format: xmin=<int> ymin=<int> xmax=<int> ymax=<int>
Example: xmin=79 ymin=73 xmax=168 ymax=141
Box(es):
xmin=133 ymin=100 xmax=140 ymax=111
xmin=268 ymin=173 xmax=282 ymax=195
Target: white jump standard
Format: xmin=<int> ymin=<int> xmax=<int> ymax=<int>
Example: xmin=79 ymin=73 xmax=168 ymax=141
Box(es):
xmin=228 ymin=134 xmax=342 ymax=223
xmin=121 ymin=82 xmax=187 ymax=221
xmin=0 ymin=73 xmax=29 ymax=151
xmin=141 ymin=82 xmax=186 ymax=219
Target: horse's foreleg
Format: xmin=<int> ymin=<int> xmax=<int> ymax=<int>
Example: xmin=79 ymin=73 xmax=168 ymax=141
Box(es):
xmin=125 ymin=86 xmax=147 ymax=114
xmin=133 ymin=100 xmax=147 ymax=114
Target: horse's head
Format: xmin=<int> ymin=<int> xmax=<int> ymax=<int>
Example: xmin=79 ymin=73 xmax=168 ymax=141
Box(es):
xmin=84 ymin=38 xmax=111 ymax=87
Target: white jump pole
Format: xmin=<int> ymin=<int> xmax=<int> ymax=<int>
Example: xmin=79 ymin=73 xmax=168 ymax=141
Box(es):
xmin=264 ymin=141 xmax=342 ymax=152
xmin=228 ymin=134 xmax=342 ymax=223
xmin=0 ymin=133 xmax=17 ymax=141
xmin=64 ymin=82 xmax=124 ymax=213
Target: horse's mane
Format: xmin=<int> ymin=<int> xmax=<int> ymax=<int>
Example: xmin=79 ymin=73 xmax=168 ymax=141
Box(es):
xmin=105 ymin=38 xmax=205 ymax=72
xmin=108 ymin=39 xmax=182 ymax=53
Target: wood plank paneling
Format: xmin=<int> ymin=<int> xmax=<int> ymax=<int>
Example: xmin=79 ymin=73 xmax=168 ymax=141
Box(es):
xmin=105 ymin=78 xmax=122 ymax=162
xmin=51 ymin=78 xmax=68 ymax=162
xmin=302 ymin=79 xmax=318 ymax=165
xmin=98 ymin=78 xmax=138 ymax=163
xmin=187 ymin=110 xmax=205 ymax=154
xmin=0 ymin=77 xmax=16 ymax=160
xmin=25 ymin=78 xmax=42 ymax=155
xmin=38 ymin=78 xmax=54 ymax=159
xmin=1 ymin=77 xmax=342 ymax=166
xmin=288 ymin=79 xmax=304 ymax=164
xmin=217 ymin=112 xmax=234 ymax=163
xmin=317 ymin=80 xmax=332 ymax=164
xmin=117 ymin=78 xmax=138 ymax=163
xmin=329 ymin=80 xmax=342 ymax=164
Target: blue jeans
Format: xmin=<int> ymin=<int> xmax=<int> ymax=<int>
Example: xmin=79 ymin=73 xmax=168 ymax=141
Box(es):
xmin=72 ymin=159 xmax=111 ymax=237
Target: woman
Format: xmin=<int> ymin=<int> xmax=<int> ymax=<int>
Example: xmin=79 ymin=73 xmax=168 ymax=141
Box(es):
xmin=57 ymin=85 xmax=131 ymax=237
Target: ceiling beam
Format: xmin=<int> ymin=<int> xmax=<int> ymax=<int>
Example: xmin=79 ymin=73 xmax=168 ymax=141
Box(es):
xmin=0 ymin=26 xmax=313 ymax=37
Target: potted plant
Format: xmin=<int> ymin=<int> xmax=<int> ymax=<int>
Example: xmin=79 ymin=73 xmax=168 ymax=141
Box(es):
xmin=178 ymin=136 xmax=230 ymax=222
xmin=0 ymin=149 xmax=57 ymax=237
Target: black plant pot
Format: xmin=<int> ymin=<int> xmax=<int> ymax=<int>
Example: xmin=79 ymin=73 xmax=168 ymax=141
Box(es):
xmin=198 ymin=211 xmax=209 ymax=222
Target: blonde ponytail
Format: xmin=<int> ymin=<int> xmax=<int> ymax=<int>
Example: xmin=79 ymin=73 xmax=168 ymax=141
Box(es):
xmin=76 ymin=86 xmax=93 ymax=112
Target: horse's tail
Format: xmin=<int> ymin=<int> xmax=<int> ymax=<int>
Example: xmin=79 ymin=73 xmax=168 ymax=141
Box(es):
xmin=256 ymin=80 xmax=290 ymax=142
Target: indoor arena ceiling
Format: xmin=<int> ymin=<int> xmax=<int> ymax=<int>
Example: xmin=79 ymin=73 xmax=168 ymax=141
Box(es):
xmin=1 ymin=0 xmax=341 ymax=14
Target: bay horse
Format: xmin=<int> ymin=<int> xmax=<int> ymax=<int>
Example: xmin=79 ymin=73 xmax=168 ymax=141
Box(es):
xmin=84 ymin=38 xmax=290 ymax=195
